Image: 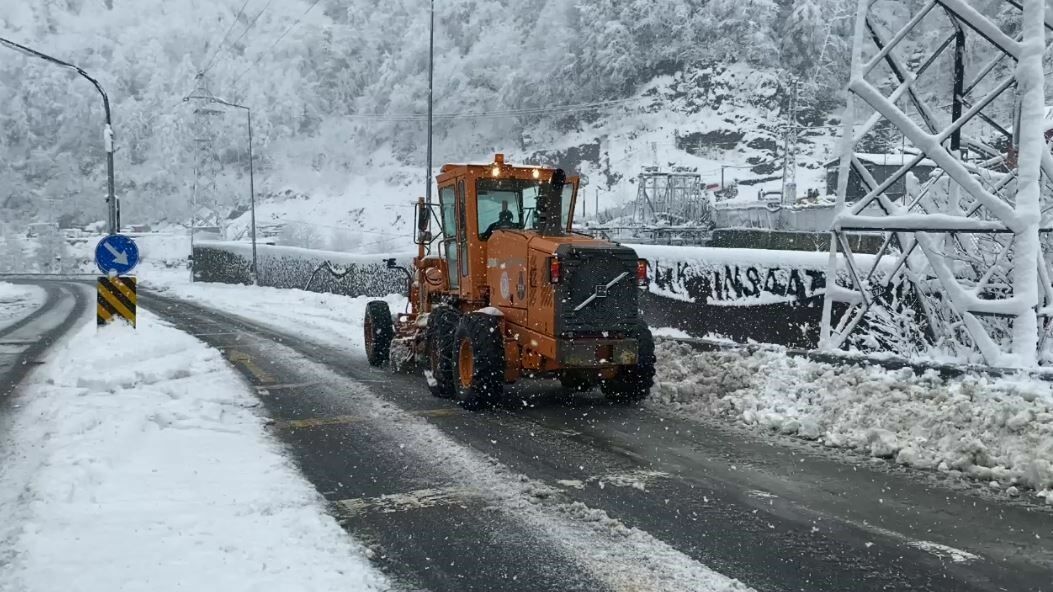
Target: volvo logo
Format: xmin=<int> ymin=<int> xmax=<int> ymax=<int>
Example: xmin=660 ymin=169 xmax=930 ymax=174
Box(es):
xmin=573 ymin=272 xmax=628 ymax=312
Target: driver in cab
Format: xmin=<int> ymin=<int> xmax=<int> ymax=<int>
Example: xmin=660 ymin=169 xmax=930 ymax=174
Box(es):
xmin=481 ymin=200 xmax=520 ymax=239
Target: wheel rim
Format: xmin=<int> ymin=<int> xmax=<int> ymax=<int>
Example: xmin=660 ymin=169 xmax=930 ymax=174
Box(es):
xmin=458 ymin=338 xmax=473 ymax=389
xmin=364 ymin=316 xmax=374 ymax=356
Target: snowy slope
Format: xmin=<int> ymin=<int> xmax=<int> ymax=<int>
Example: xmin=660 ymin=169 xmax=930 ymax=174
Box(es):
xmin=226 ymin=63 xmax=841 ymax=246
xmin=0 ymin=305 xmax=389 ymax=592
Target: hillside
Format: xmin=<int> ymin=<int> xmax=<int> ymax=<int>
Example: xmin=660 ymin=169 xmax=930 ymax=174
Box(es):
xmin=0 ymin=0 xmax=1012 ymax=252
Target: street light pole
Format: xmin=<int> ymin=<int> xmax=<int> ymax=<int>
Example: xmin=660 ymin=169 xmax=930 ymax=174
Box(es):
xmin=183 ymin=90 xmax=258 ymax=285
xmin=0 ymin=36 xmax=118 ymax=234
xmin=246 ymin=108 xmax=257 ymax=286
xmin=425 ymin=0 xmax=435 ymax=205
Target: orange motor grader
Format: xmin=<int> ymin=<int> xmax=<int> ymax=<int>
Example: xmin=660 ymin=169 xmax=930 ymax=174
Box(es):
xmin=363 ymin=154 xmax=655 ymax=410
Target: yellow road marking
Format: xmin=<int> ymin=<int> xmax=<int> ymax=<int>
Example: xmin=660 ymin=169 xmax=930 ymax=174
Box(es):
xmin=415 ymin=407 xmax=460 ymax=418
xmin=264 ymin=381 xmax=324 ymax=391
xmin=332 ymin=486 xmax=479 ymax=516
xmin=271 ymin=415 xmax=361 ymax=429
xmin=226 ymin=349 xmax=275 ymax=383
xmin=270 ymin=408 xmax=460 ymax=430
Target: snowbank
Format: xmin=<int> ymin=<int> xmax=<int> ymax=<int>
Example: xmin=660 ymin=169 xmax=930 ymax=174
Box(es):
xmin=152 ymin=280 xmax=407 ymax=356
xmin=650 ymin=341 xmax=1053 ymax=501
xmin=0 ymin=307 xmax=388 ymax=592
xmin=0 ymin=282 xmax=46 ymax=332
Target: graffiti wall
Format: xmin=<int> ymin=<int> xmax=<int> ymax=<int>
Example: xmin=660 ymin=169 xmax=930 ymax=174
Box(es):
xmin=630 ymin=244 xmax=865 ymax=348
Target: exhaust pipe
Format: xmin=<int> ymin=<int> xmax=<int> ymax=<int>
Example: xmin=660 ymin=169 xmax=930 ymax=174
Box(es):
xmin=537 ymin=168 xmax=566 ymax=237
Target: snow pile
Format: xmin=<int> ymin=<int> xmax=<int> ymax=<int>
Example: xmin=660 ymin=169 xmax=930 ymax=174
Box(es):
xmin=0 ymin=308 xmax=388 ymax=592
xmin=152 ymin=280 xmax=407 ymax=356
xmin=650 ymin=341 xmax=1053 ymax=500
xmin=0 ymin=282 xmax=46 ymax=331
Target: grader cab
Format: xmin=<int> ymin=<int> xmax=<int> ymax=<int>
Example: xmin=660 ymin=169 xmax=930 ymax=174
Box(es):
xmin=363 ymin=154 xmax=655 ymax=410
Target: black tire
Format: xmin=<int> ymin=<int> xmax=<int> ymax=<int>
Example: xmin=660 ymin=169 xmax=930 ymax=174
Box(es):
xmin=559 ymin=371 xmax=595 ymax=393
xmin=601 ymin=322 xmax=656 ymax=404
xmin=426 ymin=306 xmax=460 ymax=398
xmin=451 ymin=313 xmax=505 ymax=411
xmin=364 ymin=300 xmax=394 ymax=367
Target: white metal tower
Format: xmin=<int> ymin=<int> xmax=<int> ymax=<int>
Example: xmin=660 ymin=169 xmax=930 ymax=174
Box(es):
xmin=782 ymin=78 xmax=800 ymax=205
xmin=819 ymin=0 xmax=1053 ymax=367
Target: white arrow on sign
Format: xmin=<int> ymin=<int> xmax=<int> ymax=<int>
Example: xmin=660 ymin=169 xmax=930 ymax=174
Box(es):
xmin=103 ymin=242 xmax=129 ymax=266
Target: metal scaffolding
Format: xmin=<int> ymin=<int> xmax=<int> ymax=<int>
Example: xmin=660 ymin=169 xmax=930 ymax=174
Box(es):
xmin=632 ymin=168 xmax=711 ymax=226
xmin=819 ymin=0 xmax=1053 ymax=367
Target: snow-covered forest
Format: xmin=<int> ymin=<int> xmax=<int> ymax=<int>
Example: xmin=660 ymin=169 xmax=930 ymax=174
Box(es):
xmin=0 ymin=0 xmax=1031 ymax=236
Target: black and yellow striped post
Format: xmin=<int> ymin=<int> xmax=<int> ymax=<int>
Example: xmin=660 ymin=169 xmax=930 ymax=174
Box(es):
xmin=97 ymin=276 xmax=137 ymax=328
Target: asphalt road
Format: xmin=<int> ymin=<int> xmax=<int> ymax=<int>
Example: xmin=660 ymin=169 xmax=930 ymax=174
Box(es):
xmin=0 ymin=281 xmax=88 ymax=400
xmin=137 ymin=290 xmax=1053 ymax=592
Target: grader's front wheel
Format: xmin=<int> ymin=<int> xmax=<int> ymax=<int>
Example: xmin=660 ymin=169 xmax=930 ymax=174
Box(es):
xmin=451 ymin=313 xmax=505 ymax=411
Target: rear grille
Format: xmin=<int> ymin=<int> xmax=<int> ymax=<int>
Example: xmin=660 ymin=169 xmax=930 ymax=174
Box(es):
xmin=555 ymin=245 xmax=639 ymax=335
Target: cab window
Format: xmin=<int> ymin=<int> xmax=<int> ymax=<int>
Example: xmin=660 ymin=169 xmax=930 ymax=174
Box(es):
xmin=438 ymin=185 xmax=459 ymax=289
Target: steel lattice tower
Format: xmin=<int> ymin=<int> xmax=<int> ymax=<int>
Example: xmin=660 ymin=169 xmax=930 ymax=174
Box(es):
xmin=819 ymin=0 xmax=1053 ymax=367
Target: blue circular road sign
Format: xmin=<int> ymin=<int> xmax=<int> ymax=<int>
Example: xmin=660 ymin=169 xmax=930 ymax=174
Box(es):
xmin=95 ymin=234 xmax=140 ymax=275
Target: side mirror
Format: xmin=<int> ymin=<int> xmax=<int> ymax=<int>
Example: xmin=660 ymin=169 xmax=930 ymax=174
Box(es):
xmin=384 ymin=258 xmax=398 ymax=269
xmin=415 ymin=200 xmax=430 ymax=245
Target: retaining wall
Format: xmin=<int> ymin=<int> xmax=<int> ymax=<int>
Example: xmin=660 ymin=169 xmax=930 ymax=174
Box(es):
xmin=192 ymin=241 xmax=413 ymax=297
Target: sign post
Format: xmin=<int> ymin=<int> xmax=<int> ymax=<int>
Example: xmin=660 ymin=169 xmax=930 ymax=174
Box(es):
xmin=95 ymin=234 xmax=140 ymax=327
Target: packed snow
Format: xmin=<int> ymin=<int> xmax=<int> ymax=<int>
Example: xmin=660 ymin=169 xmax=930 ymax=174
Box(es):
xmin=650 ymin=341 xmax=1053 ymax=502
xmin=0 ymin=305 xmax=388 ymax=592
xmin=0 ymin=282 xmax=46 ymax=331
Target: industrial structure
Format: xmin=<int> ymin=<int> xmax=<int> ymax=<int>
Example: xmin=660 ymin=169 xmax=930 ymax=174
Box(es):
xmin=632 ymin=167 xmax=711 ymax=226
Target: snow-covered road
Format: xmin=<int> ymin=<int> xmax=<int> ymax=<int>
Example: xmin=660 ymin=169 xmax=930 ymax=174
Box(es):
xmin=138 ymin=284 xmax=1053 ymax=591
xmin=151 ymin=278 xmax=1053 ymax=503
xmin=6 ymin=277 xmax=1049 ymax=590
xmin=0 ymin=282 xmax=47 ymax=332
xmin=0 ymin=300 xmax=388 ymax=592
